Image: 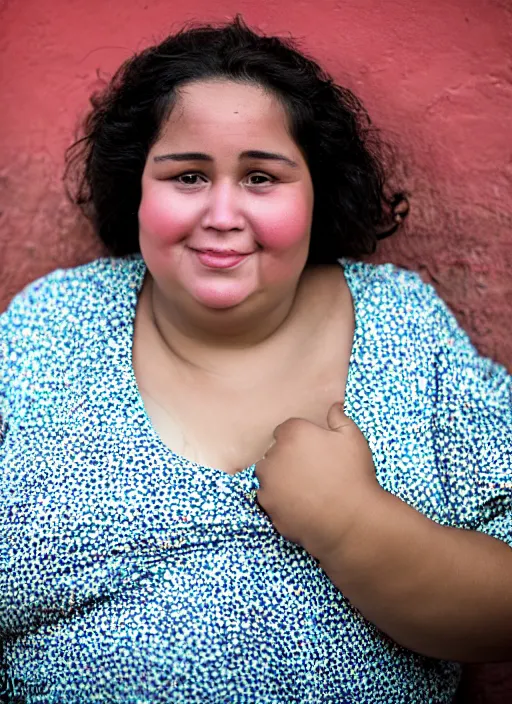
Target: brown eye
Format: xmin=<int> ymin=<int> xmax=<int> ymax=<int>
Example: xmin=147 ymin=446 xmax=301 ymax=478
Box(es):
xmin=174 ymin=173 xmax=206 ymax=186
xmin=171 ymin=171 xmax=276 ymax=188
xmin=246 ymin=172 xmax=276 ymax=186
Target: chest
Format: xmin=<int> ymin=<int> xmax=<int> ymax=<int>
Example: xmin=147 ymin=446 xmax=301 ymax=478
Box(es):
xmin=138 ymin=357 xmax=348 ymax=474
xmin=133 ymin=274 xmax=354 ymax=474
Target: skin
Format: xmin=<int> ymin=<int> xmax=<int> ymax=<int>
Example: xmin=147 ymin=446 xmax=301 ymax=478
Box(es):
xmin=139 ymin=78 xmax=315 ymax=360
xmin=137 ymin=78 xmax=512 ymax=663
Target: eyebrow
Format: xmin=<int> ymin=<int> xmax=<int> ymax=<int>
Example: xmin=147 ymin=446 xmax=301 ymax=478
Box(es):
xmin=153 ymin=150 xmax=299 ymax=168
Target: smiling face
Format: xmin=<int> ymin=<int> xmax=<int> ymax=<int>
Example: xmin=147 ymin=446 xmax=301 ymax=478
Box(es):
xmin=139 ymin=79 xmax=314 ymax=311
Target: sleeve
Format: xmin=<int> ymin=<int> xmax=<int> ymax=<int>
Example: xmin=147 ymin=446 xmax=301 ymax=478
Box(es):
xmin=0 ymin=271 xmax=62 ymax=438
xmin=430 ymin=292 xmax=512 ymax=548
xmin=0 ymin=272 xmax=67 ymax=690
xmin=0 ymin=304 xmax=20 ymax=695
xmin=0 ymin=297 xmax=17 ymax=438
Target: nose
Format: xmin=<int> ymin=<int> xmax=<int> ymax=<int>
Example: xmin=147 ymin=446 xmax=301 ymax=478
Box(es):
xmin=200 ymin=179 xmax=245 ymax=232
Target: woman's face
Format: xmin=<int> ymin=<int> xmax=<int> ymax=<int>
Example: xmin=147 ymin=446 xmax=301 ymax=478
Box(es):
xmin=139 ymin=79 xmax=314 ymax=311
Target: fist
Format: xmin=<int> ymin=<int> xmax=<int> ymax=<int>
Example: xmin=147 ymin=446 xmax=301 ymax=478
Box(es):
xmin=255 ymin=402 xmax=382 ymax=560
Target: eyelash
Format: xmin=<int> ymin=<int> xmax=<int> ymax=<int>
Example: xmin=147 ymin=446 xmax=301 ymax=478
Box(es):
xmin=171 ymin=171 xmax=277 ymax=188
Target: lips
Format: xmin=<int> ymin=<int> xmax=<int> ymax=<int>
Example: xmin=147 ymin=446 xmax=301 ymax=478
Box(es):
xmin=194 ymin=248 xmax=251 ymax=255
xmin=191 ymin=248 xmax=252 ymax=269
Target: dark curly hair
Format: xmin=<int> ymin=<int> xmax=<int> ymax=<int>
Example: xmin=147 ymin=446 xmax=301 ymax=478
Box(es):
xmin=65 ymin=14 xmax=409 ymax=264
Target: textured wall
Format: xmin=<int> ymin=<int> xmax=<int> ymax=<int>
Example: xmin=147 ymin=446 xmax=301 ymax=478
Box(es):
xmin=1 ymin=0 xmax=511 ymax=700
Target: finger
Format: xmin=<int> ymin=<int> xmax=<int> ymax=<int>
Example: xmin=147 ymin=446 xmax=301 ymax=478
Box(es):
xmin=326 ymin=402 xmax=353 ymax=431
xmin=272 ymin=416 xmax=309 ymax=441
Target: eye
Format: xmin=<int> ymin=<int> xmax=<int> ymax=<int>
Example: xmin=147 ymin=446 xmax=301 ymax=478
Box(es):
xmin=171 ymin=171 xmax=277 ymax=188
xmin=173 ymin=173 xmax=207 ymax=187
xmin=245 ymin=172 xmax=276 ymax=187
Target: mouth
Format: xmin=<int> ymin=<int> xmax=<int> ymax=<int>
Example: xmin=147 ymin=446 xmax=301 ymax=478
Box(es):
xmin=189 ymin=248 xmax=253 ymax=270
xmin=192 ymin=248 xmax=253 ymax=255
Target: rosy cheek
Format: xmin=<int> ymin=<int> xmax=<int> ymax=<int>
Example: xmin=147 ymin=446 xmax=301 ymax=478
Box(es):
xmin=255 ymin=195 xmax=312 ymax=250
xmin=138 ymin=183 xmax=191 ymax=246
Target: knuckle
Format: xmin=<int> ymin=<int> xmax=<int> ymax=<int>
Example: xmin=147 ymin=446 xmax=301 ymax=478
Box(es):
xmin=274 ymin=417 xmax=306 ymax=439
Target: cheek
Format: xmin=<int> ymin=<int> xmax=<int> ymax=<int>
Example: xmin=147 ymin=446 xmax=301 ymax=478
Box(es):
xmin=254 ymin=192 xmax=312 ymax=251
xmin=138 ymin=183 xmax=192 ymax=246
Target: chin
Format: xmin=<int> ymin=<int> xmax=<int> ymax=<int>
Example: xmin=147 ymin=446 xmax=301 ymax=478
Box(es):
xmin=190 ymin=287 xmax=254 ymax=311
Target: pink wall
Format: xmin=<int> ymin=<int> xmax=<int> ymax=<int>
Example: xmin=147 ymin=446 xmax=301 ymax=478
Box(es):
xmin=1 ymin=0 xmax=511 ymax=700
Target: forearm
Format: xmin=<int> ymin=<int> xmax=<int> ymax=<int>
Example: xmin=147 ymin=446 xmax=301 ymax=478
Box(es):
xmin=317 ymin=490 xmax=512 ymax=662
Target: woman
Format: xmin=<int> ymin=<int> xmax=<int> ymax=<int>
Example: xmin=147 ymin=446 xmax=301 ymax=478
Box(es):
xmin=1 ymin=14 xmax=511 ymax=704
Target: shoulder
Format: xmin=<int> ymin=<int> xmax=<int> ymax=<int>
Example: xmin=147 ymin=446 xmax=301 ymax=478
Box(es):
xmin=1 ymin=255 xmax=144 ymax=335
xmin=2 ymin=255 xmax=143 ymax=319
xmin=340 ymin=258 xmax=442 ymax=313
xmin=340 ymin=258 xmax=511 ymax=395
xmin=0 ymin=255 xmax=145 ymax=389
xmin=339 ymin=258 xmax=454 ymax=349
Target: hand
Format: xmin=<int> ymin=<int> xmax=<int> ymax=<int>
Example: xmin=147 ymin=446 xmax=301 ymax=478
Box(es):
xmin=255 ymin=402 xmax=383 ymax=560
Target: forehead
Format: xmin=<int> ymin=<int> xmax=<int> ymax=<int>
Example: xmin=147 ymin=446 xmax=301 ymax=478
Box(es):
xmin=158 ymin=80 xmax=294 ymax=146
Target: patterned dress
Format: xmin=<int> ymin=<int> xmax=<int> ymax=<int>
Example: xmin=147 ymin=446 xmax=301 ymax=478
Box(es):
xmin=1 ymin=254 xmax=511 ymax=703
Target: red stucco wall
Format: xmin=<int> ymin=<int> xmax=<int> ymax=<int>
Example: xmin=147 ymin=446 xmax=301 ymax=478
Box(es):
xmin=1 ymin=0 xmax=511 ymax=700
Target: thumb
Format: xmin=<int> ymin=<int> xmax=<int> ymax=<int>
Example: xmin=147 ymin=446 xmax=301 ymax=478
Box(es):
xmin=326 ymin=402 xmax=351 ymax=431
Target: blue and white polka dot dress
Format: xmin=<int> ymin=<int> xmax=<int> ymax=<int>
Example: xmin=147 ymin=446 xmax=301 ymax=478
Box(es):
xmin=1 ymin=255 xmax=511 ymax=703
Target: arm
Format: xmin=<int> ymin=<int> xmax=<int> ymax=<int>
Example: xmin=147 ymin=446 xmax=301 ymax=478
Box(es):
xmin=257 ymin=269 xmax=512 ymax=663
xmin=322 ymin=283 xmax=512 ymax=662
xmin=319 ymin=486 xmax=512 ymax=662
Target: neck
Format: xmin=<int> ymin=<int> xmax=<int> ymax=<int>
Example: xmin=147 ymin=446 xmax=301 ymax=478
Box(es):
xmin=144 ymin=272 xmax=309 ymax=373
